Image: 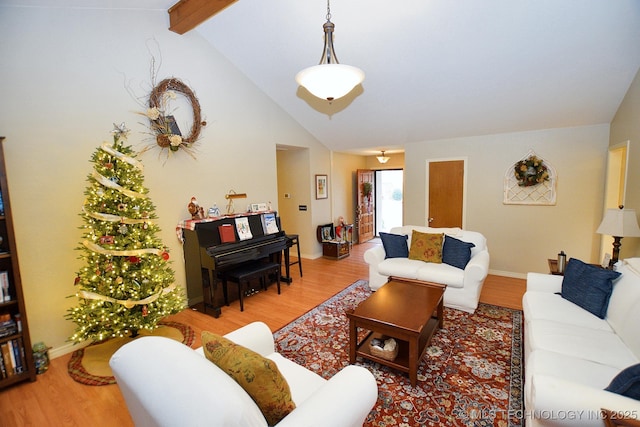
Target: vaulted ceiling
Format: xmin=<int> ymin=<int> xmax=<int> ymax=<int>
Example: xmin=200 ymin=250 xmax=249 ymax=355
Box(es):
xmin=189 ymin=0 xmax=640 ymax=155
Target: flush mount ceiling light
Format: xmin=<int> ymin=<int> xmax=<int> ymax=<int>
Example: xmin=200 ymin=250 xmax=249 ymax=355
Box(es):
xmin=377 ymin=151 xmax=390 ymax=164
xmin=295 ymin=0 xmax=365 ymax=102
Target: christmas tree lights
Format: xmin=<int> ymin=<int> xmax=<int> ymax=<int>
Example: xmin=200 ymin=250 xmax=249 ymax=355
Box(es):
xmin=66 ymin=124 xmax=184 ymax=343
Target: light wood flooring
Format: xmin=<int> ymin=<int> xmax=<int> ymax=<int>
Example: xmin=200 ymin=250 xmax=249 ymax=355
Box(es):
xmin=0 ymin=239 xmax=525 ymax=426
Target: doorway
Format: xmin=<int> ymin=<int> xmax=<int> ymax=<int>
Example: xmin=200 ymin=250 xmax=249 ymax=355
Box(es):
xmin=375 ymin=169 xmax=404 ymax=234
xmin=600 ymin=141 xmax=630 ymax=261
xmin=426 ymin=158 xmax=466 ymax=228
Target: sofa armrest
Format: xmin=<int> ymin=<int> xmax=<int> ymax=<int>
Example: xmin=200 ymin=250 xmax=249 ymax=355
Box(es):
xmin=277 ymin=365 xmax=378 ymax=427
xmin=530 ymin=374 xmax=640 ymax=426
xmin=223 ymin=321 xmax=275 ymax=357
xmin=464 ymin=249 xmax=490 ymax=284
xmin=364 ymin=245 xmax=386 ymax=265
xmin=526 ymin=272 xmax=563 ymax=294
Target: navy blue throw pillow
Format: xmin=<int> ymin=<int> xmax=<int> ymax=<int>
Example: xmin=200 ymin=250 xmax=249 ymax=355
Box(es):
xmin=560 ymin=258 xmax=621 ymax=319
xmin=605 ymin=364 xmax=640 ymax=400
xmin=379 ymin=232 xmax=409 ymax=259
xmin=442 ymin=235 xmax=475 ymax=269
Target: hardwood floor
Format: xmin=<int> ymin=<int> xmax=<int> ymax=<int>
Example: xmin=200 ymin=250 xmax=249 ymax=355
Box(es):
xmin=0 ymin=240 xmax=525 ymax=426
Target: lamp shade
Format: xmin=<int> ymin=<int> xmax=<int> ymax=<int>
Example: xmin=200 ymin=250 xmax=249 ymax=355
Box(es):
xmin=376 ymin=151 xmax=390 ymax=164
xmin=596 ymin=208 xmax=640 ymax=237
xmin=295 ymin=64 xmax=365 ymax=101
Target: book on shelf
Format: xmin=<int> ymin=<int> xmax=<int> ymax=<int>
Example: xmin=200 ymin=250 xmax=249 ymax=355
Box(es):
xmin=0 ymin=271 xmax=9 ymax=302
xmin=0 ymin=319 xmax=17 ymax=338
xmin=261 ymin=212 xmax=279 ymax=234
xmin=235 ymin=217 xmax=253 ymax=241
xmin=0 ymin=190 xmax=4 ymax=216
xmin=1 ymin=342 xmax=13 ymax=376
xmin=0 ymin=350 xmax=6 ymax=379
xmin=14 ymin=338 xmax=23 ymax=373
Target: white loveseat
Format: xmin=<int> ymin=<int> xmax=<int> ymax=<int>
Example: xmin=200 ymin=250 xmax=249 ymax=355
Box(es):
xmin=363 ymin=225 xmax=490 ymax=313
xmin=523 ymin=258 xmax=640 ymax=426
xmin=109 ymin=321 xmax=378 ymax=427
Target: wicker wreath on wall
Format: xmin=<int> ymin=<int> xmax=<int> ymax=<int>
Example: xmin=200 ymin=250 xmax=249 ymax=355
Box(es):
xmin=514 ymin=155 xmax=549 ymax=187
xmin=146 ymin=78 xmax=206 ymax=154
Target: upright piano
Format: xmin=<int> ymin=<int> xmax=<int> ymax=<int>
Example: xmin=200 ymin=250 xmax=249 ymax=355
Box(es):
xmin=179 ymin=212 xmax=288 ymax=317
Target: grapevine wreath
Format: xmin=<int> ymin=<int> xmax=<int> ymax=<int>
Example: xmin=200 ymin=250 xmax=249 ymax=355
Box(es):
xmin=147 ymin=78 xmax=206 ymax=153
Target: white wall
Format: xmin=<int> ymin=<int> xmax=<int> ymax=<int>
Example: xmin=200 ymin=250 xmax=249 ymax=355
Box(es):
xmin=404 ymin=125 xmax=610 ymax=276
xmin=610 ymin=67 xmax=640 ymax=259
xmin=0 ymin=4 xmax=326 ymax=356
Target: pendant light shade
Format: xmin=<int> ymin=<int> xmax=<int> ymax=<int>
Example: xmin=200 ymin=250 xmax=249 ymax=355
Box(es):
xmin=377 ymin=151 xmax=390 ymax=164
xmin=296 ymin=2 xmax=364 ymax=101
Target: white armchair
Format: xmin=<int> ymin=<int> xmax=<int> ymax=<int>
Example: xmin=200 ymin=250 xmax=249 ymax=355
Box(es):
xmin=109 ymin=321 xmax=378 ymax=427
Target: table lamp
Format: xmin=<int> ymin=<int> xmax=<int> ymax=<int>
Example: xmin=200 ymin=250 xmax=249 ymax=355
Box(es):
xmin=596 ymin=205 xmax=640 ymax=268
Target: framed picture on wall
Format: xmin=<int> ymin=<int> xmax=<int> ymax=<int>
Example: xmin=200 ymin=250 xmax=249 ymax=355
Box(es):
xmin=315 ymin=174 xmax=328 ymax=199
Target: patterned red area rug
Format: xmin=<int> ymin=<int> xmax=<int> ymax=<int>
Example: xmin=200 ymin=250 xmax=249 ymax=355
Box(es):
xmin=68 ymin=321 xmax=195 ymax=386
xmin=274 ymin=280 xmax=523 ymax=427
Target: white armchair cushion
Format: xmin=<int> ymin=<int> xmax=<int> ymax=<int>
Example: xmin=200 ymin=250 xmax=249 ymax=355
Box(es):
xmin=267 ymin=353 xmax=326 ymax=404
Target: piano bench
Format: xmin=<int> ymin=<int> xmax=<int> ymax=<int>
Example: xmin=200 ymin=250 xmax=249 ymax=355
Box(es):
xmin=221 ymin=261 xmax=281 ymax=312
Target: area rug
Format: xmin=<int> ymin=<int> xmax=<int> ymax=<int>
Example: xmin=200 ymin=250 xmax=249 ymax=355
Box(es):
xmin=274 ymin=280 xmax=523 ymax=427
xmin=67 ymin=321 xmax=195 ymax=386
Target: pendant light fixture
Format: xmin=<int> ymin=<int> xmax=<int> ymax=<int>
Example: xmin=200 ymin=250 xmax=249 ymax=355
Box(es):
xmin=377 ymin=151 xmax=390 ymax=164
xmin=295 ymin=0 xmax=365 ymax=101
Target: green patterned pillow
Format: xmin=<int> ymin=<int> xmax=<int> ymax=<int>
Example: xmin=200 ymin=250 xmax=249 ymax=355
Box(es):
xmin=201 ymin=331 xmax=295 ymax=425
xmin=408 ymin=231 xmax=443 ymax=263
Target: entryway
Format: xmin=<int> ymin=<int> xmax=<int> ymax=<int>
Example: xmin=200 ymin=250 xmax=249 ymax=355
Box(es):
xmin=375 ymin=169 xmax=403 ymax=234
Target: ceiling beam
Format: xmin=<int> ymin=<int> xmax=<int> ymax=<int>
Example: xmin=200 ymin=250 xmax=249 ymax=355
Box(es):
xmin=168 ymin=0 xmax=237 ymax=34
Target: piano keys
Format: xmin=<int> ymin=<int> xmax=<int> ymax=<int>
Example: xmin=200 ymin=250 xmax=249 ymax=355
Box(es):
xmin=179 ymin=212 xmax=287 ymax=317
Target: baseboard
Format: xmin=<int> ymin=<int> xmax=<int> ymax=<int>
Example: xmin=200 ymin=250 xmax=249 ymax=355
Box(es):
xmin=50 ymin=340 xmax=89 ymax=360
xmin=488 ymin=269 xmax=527 ymax=280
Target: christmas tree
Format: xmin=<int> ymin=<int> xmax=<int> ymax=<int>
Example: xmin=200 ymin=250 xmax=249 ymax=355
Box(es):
xmin=66 ymin=124 xmax=184 ymax=343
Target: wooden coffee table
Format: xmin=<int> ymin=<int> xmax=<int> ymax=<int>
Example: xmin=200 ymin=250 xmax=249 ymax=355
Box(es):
xmin=347 ymin=277 xmax=445 ymax=386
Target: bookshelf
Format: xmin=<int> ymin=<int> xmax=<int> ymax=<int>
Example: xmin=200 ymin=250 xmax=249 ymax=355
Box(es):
xmin=0 ymin=137 xmax=36 ymax=388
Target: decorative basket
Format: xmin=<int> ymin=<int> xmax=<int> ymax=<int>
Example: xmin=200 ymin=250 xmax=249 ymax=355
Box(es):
xmin=369 ymin=337 xmax=398 ymax=361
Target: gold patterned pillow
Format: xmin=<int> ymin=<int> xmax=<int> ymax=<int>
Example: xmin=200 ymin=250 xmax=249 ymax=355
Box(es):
xmin=408 ymin=231 xmax=443 ymax=263
xmin=201 ymin=331 xmax=295 ymax=425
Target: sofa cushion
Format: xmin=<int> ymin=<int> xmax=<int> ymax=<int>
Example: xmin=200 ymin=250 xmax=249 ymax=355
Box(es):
xmin=525 ymin=319 xmax=639 ymax=369
xmin=527 ymin=349 xmax=622 ymax=392
xmin=605 ymin=363 xmax=640 ymax=400
xmin=408 ymin=231 xmax=443 ymax=263
xmin=415 ymin=263 xmax=465 ymax=288
xmin=378 ymin=257 xmax=423 ymax=280
xmin=379 ymin=232 xmax=409 ymax=258
xmin=442 ymin=235 xmax=475 ymax=269
xmin=522 ymin=292 xmax=613 ymax=331
xmin=561 ymin=258 xmax=621 ymax=319
xmin=202 ymin=331 xmax=296 ymax=425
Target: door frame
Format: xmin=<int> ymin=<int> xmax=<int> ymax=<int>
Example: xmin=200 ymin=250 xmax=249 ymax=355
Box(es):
xmin=600 ymin=140 xmax=630 ymax=261
xmin=425 ymin=157 xmax=468 ymax=228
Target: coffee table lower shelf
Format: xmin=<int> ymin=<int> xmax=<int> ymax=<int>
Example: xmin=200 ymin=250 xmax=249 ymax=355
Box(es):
xmin=353 ymin=317 xmax=439 ymax=381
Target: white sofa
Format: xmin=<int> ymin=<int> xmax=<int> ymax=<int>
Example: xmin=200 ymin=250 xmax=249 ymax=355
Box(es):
xmin=523 ymin=258 xmax=640 ymax=426
xmin=363 ymin=225 xmax=490 ymax=313
xmin=109 ymin=321 xmax=378 ymax=427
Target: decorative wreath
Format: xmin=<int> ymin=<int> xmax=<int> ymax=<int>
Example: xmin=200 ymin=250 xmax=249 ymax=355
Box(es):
xmin=514 ymin=155 xmax=549 ymax=187
xmin=147 ymin=78 xmax=206 ymax=153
